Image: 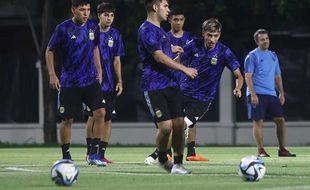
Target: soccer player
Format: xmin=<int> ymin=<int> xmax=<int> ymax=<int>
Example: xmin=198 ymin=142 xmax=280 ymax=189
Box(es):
xmin=138 ymin=0 xmax=197 ymax=174
xmin=85 ymin=1 xmax=125 ymax=164
xmin=244 ymin=29 xmax=296 ymax=157
xmin=46 ymin=0 xmax=107 ymax=166
xmin=179 ymin=18 xmax=244 ymax=158
xmin=144 ymin=8 xmax=208 ymax=165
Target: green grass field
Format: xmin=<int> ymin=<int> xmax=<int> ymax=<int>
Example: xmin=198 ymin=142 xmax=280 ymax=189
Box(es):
xmin=0 ymin=146 xmax=309 ymax=190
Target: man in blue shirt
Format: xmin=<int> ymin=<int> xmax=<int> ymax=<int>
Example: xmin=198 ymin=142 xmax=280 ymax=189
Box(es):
xmin=46 ymin=0 xmax=106 ymax=166
xmin=84 ymin=2 xmax=125 ymax=165
xmin=138 ymin=0 xmax=197 ymax=174
xmin=244 ymin=29 xmax=296 ymax=157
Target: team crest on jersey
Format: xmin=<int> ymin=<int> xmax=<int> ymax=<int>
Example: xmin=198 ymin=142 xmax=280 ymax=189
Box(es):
xmin=59 ymin=106 xmax=65 ymax=114
xmin=89 ymin=29 xmax=94 ymax=40
xmin=211 ymin=55 xmax=218 ymax=65
xmin=155 ymin=109 xmax=162 ymax=118
xmin=108 ymin=37 xmax=114 ymax=47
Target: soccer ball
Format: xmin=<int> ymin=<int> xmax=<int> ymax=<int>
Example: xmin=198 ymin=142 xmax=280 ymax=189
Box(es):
xmin=237 ymin=155 xmax=266 ymax=182
xmin=50 ymin=159 xmax=79 ymax=186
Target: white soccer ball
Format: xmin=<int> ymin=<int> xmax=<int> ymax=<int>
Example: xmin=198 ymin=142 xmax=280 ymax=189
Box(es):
xmin=50 ymin=159 xmax=79 ymax=186
xmin=237 ymin=155 xmax=266 ymax=182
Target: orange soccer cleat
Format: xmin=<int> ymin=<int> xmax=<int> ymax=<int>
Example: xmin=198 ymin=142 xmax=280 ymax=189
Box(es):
xmin=186 ymin=154 xmax=209 ymax=161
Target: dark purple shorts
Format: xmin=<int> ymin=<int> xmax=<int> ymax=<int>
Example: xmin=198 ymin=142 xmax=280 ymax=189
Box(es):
xmin=247 ymin=94 xmax=284 ymax=120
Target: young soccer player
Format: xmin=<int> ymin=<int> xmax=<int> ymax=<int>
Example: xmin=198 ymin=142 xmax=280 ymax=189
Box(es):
xmin=179 ymin=18 xmax=244 ymax=157
xmin=85 ymin=1 xmax=125 ymax=164
xmin=138 ymin=0 xmax=197 ymax=174
xmin=46 ymin=0 xmax=106 ymax=166
xmin=144 ymin=8 xmax=208 ymax=165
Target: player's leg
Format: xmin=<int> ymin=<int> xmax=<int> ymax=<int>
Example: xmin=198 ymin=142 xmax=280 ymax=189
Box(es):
xmin=60 ymin=118 xmax=74 ymax=160
xmin=83 ymin=83 xmax=107 ymax=166
xmin=98 ymin=92 xmax=117 ymax=163
xmin=57 ymin=86 xmax=80 ymax=160
xmin=143 ymin=90 xmax=174 ymax=172
xmin=248 ymin=95 xmax=269 ymax=157
xmin=183 ymin=95 xmax=209 ymax=161
xmin=85 ymin=116 xmax=94 ymax=164
xmin=168 ymin=88 xmax=191 ymax=174
xmin=268 ymin=96 xmax=296 ymax=157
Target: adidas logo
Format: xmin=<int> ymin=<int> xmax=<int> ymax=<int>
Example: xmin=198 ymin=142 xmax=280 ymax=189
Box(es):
xmin=112 ymin=110 xmax=116 ymax=114
xmin=102 ymin=99 xmax=106 ymax=103
xmin=71 ymin=35 xmax=76 ymax=40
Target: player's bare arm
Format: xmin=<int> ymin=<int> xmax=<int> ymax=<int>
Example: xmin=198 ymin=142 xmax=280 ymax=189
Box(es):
xmin=233 ymin=68 xmax=244 ymax=98
xmin=245 ymin=72 xmax=258 ymax=106
xmin=152 ymin=50 xmax=197 ymax=79
xmin=113 ymin=56 xmax=123 ymax=96
xmin=93 ymin=46 xmax=103 ymax=84
xmin=275 ymin=74 xmax=285 ymax=105
xmin=45 ymin=47 xmax=60 ymax=91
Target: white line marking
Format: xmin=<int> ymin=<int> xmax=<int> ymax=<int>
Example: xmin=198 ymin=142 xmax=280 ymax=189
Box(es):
xmin=5 ymin=167 xmax=42 ymax=173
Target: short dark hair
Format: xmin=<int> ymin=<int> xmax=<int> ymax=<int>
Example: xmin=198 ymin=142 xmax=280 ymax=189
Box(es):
xmin=253 ymin=29 xmax=269 ymax=43
xmin=169 ymin=7 xmax=184 ymax=17
xmin=202 ymin=18 xmax=222 ymax=33
xmin=144 ymin=0 xmax=166 ymax=12
xmin=71 ymin=0 xmax=91 ymax=8
xmin=97 ymin=1 xmax=115 ymax=15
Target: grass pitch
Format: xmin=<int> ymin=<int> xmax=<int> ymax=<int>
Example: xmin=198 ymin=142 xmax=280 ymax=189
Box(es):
xmin=0 ymin=146 xmax=309 ymax=190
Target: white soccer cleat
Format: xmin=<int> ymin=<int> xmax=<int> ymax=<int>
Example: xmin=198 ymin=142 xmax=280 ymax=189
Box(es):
xmin=171 ymin=164 xmax=192 ymax=175
xmin=158 ymin=160 xmax=173 ymax=173
xmin=144 ymin=156 xmax=156 ymax=165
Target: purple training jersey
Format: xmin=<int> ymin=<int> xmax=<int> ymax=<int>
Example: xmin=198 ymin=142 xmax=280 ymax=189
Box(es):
xmin=167 ymin=31 xmax=194 ymax=53
xmin=167 ymin=31 xmax=195 ymax=83
xmin=180 ymin=39 xmax=240 ymax=102
xmin=137 ymin=21 xmax=177 ymax=91
xmin=48 ymin=19 xmax=99 ymax=87
xmin=98 ymin=27 xmax=125 ymax=92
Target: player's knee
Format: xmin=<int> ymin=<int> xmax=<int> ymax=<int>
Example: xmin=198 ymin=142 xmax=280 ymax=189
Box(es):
xmin=158 ymin=120 xmax=172 ymax=135
xmin=92 ymin=108 xmax=106 ymax=119
xmin=274 ymin=117 xmax=285 ymax=126
xmin=61 ymin=118 xmax=73 ymax=127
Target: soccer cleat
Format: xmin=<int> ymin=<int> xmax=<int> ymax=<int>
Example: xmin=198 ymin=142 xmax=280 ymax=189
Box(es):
xmin=171 ymin=164 xmax=192 ymax=174
xmin=257 ymin=148 xmax=270 ymax=157
xmin=186 ymin=154 xmax=209 ymax=161
xmin=278 ymin=149 xmax=296 ymax=157
xmin=102 ymin=157 xmax=114 ymax=164
xmin=158 ymin=160 xmax=173 ymax=173
xmin=86 ymin=155 xmax=92 ymax=165
xmin=88 ymin=154 xmax=107 ymax=167
xmin=144 ymin=156 xmax=156 ymax=165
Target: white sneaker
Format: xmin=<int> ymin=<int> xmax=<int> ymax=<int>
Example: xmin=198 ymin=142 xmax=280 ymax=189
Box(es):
xmin=158 ymin=160 xmax=173 ymax=173
xmin=144 ymin=156 xmax=156 ymax=165
xmin=171 ymin=164 xmax=192 ymax=174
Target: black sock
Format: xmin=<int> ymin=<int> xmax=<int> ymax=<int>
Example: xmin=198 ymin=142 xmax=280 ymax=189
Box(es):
xmin=90 ymin=138 xmax=100 ymax=155
xmin=167 ymin=148 xmax=172 ymax=157
xmin=174 ymin=155 xmax=183 ymax=164
xmin=86 ymin=138 xmax=92 ymax=155
xmin=62 ymin=143 xmax=71 ymax=160
xmin=98 ymin=141 xmax=108 ymax=159
xmin=158 ymin=151 xmax=168 ymax=164
xmin=149 ymin=149 xmax=159 ymax=159
xmin=187 ymin=141 xmax=196 ymax=156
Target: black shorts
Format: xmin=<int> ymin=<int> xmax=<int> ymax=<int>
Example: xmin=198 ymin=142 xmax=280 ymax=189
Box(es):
xmin=83 ymin=91 xmax=117 ymax=121
xmin=144 ymin=87 xmax=183 ymax=122
xmin=57 ymin=82 xmax=106 ymax=120
xmin=182 ymin=95 xmax=212 ymax=128
xmin=247 ymin=94 xmax=284 ymax=120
